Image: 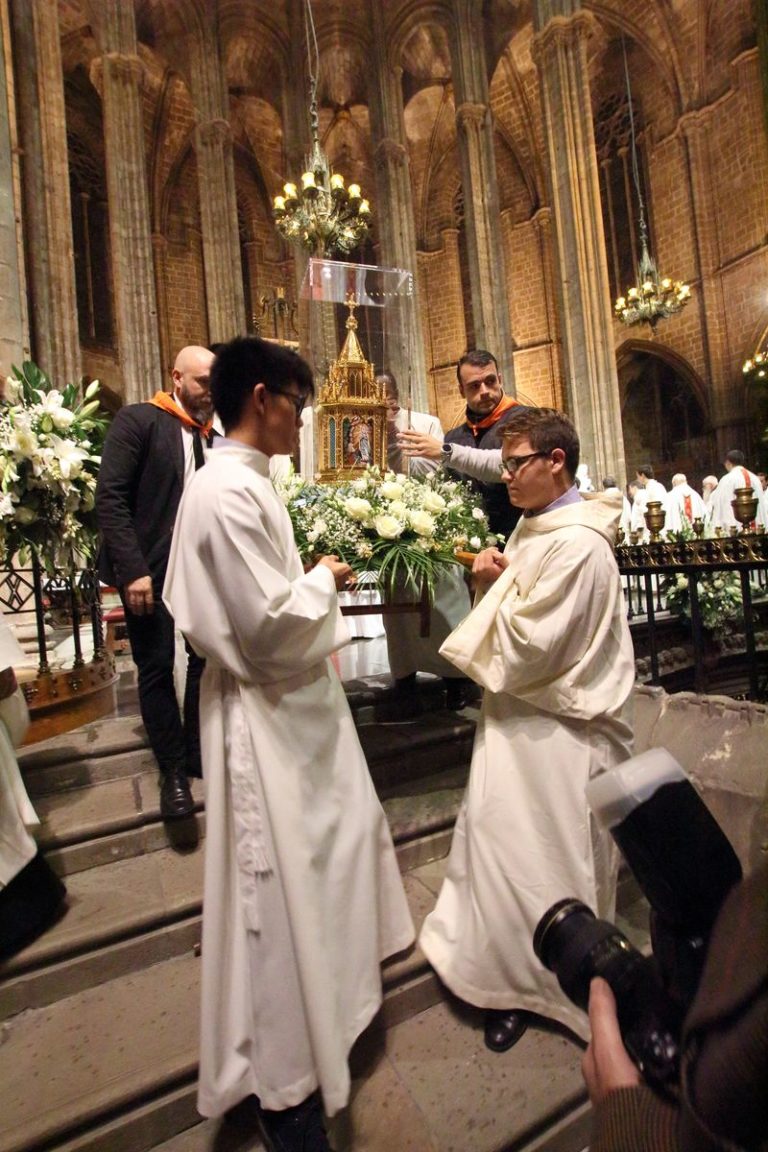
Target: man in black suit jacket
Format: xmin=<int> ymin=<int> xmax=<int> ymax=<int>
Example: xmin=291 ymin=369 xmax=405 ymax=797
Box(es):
xmin=96 ymin=346 xmax=215 ymax=820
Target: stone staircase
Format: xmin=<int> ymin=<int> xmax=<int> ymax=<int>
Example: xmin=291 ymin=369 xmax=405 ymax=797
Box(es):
xmin=0 ymin=675 xmax=627 ymax=1152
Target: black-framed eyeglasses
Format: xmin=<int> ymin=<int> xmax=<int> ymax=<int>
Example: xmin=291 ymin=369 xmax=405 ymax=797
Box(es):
xmin=500 ymin=450 xmax=549 ymax=477
xmin=270 ymin=389 xmax=308 ymax=417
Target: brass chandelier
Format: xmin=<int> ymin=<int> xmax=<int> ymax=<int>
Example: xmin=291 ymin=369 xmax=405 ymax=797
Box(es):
xmin=273 ymin=0 xmax=371 ymax=259
xmin=614 ymin=39 xmax=690 ymax=330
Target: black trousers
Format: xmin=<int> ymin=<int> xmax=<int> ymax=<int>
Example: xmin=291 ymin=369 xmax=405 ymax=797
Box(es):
xmin=122 ymin=595 xmax=204 ymax=776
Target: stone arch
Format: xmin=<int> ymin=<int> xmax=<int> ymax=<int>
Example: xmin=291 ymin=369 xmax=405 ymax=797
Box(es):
xmin=617 ymin=340 xmax=715 ymax=485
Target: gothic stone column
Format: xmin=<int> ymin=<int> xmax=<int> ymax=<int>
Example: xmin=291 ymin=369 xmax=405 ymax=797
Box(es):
xmin=10 ymin=0 xmax=80 ymax=384
xmin=367 ymin=2 xmax=428 ymax=410
xmin=185 ymin=19 xmax=245 ymax=344
xmin=532 ymin=1 xmax=626 ymax=484
xmin=449 ymin=0 xmax=515 ymax=391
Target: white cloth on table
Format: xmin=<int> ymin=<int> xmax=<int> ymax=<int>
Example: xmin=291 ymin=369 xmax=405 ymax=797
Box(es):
xmin=419 ymin=494 xmax=635 ymax=1040
xmin=163 ymin=444 xmax=413 ymax=1118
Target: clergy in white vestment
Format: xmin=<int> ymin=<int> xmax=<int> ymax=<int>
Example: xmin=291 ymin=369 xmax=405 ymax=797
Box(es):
xmin=163 ymin=338 xmax=414 ymax=1151
xmin=630 ymin=465 xmax=667 ymax=540
xmin=709 ymin=449 xmax=767 ymax=532
xmin=663 ymin=473 xmax=707 ymax=534
xmin=419 ymin=407 xmax=635 ymax=1055
xmin=377 ymin=370 xmax=472 ymax=712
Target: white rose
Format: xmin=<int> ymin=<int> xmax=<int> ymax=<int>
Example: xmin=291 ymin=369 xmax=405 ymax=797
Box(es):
xmin=471 ymin=506 xmax=485 ymax=520
xmin=381 ymin=481 xmax=405 ymax=501
xmin=51 ymin=407 xmax=76 ymax=430
xmin=469 ymin=536 xmax=482 ymax=549
xmin=374 ymin=514 xmax=403 ymax=540
xmin=352 ymin=478 xmax=368 ymax=492
xmin=421 ymin=490 xmax=446 ymax=513
xmin=344 ymin=497 xmax=373 ymax=521
xmin=388 ymin=500 xmax=407 ymax=518
xmin=409 ymin=509 xmax=435 ymax=537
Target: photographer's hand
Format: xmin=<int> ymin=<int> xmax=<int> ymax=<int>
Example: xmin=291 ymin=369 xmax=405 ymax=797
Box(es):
xmin=582 ymin=977 xmax=641 ymax=1105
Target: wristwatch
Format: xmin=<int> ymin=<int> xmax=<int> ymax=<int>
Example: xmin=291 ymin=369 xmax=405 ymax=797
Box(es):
xmin=441 ymin=442 xmax=454 ymax=465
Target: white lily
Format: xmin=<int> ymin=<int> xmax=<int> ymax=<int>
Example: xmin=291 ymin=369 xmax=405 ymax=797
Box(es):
xmin=49 ymin=434 xmax=89 ymax=479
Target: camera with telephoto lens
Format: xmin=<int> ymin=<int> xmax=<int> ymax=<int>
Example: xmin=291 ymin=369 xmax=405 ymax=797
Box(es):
xmin=533 ymin=749 xmax=743 ymax=1094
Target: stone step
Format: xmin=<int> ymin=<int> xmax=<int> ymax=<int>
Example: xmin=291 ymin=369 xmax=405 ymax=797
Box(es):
xmin=1 ymin=854 xmax=647 ymax=1152
xmin=0 ymin=764 xmax=467 ymax=1014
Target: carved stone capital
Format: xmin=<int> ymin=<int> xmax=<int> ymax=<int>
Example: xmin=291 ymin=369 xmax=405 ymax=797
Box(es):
xmin=455 ymin=101 xmax=488 ymax=132
xmin=96 ymin=51 xmax=144 ymax=91
xmin=531 ymin=10 xmax=594 ymax=68
xmin=196 ymin=118 xmax=232 ymax=150
xmin=375 ymin=137 xmax=407 ymax=165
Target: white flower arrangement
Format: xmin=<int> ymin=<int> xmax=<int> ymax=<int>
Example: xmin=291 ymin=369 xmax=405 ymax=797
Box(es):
xmin=1 ymin=361 xmax=107 ymax=571
xmin=277 ymin=465 xmax=500 ymax=601
xmin=662 ymin=521 xmax=747 ymax=636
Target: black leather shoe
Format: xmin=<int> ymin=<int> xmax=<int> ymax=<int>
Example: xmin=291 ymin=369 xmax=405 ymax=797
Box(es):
xmin=159 ymin=769 xmax=195 ymax=820
xmin=484 ymin=1009 xmax=528 ymax=1053
xmin=257 ymin=1092 xmax=332 ymax=1152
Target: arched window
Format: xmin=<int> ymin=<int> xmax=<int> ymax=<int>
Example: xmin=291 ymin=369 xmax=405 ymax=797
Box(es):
xmin=595 ymin=93 xmax=653 ymax=301
xmin=68 ymin=134 xmax=114 ymax=350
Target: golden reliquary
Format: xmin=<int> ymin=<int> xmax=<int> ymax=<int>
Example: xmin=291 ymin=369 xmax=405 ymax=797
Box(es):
xmin=314 ymin=295 xmax=387 ymax=481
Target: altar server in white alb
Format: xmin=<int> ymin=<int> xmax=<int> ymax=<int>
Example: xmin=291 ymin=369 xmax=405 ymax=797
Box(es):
xmin=163 ymin=337 xmax=414 ymax=1152
xmin=419 ymin=407 xmax=635 ymax=1055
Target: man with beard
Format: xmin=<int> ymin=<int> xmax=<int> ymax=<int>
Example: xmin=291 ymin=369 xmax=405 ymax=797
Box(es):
xmin=96 ymin=345 xmax=215 ymax=821
xmin=397 ymin=349 xmax=524 ymax=542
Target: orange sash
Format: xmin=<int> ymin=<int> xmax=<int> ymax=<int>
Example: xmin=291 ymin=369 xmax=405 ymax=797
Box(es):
xmin=467 ymin=394 xmax=519 ymax=436
xmin=148 ymin=391 xmax=212 ymax=435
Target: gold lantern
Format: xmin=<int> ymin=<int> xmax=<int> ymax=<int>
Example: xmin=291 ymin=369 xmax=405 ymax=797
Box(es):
xmin=314 ymin=295 xmax=387 ymax=481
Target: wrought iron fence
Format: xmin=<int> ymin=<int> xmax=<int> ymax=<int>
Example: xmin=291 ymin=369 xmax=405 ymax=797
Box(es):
xmin=0 ymin=558 xmax=105 ymax=674
xmin=617 ymin=533 xmax=768 ymax=699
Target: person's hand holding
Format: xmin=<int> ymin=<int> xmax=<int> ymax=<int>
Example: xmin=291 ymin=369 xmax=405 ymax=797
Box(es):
xmin=317 ymin=555 xmax=355 ymax=591
xmin=124 ymin=575 xmax=155 ymax=616
xmin=397 ymin=430 xmax=443 ymax=460
xmin=582 ymin=977 xmax=641 ymax=1105
xmin=471 ymin=547 xmax=508 ymax=590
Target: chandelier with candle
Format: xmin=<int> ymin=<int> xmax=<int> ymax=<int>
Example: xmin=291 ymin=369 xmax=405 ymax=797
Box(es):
xmin=613 ymin=39 xmax=691 ymax=330
xmin=273 ymin=0 xmax=371 ymax=259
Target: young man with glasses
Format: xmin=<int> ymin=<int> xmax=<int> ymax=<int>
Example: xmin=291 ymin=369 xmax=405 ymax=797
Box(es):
xmin=419 ymin=407 xmax=635 ymax=1055
xmin=163 ymin=337 xmax=413 ymax=1152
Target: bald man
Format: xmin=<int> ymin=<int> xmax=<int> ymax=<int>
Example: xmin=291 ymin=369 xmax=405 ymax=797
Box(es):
xmin=96 ymin=346 xmax=215 ymax=821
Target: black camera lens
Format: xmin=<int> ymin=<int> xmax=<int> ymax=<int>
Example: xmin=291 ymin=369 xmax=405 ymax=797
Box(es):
xmin=534 ymin=898 xmax=684 ymax=1090
xmin=533 ymin=898 xmax=644 ymax=1011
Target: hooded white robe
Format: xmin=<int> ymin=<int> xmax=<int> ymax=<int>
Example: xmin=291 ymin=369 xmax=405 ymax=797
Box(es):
xmin=163 ymin=444 xmax=414 ymax=1118
xmin=419 ymin=494 xmax=635 ymax=1040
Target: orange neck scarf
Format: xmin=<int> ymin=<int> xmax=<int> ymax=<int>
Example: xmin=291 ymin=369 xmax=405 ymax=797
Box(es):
xmin=149 ymin=390 xmax=212 ymax=435
xmin=466 ymin=394 xmax=519 ymax=436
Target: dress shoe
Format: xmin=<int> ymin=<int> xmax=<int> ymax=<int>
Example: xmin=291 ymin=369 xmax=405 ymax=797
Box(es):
xmin=256 ymin=1092 xmax=333 ymax=1152
xmin=159 ymin=769 xmax=195 ymax=820
xmin=484 ymin=1009 xmax=529 ymax=1053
